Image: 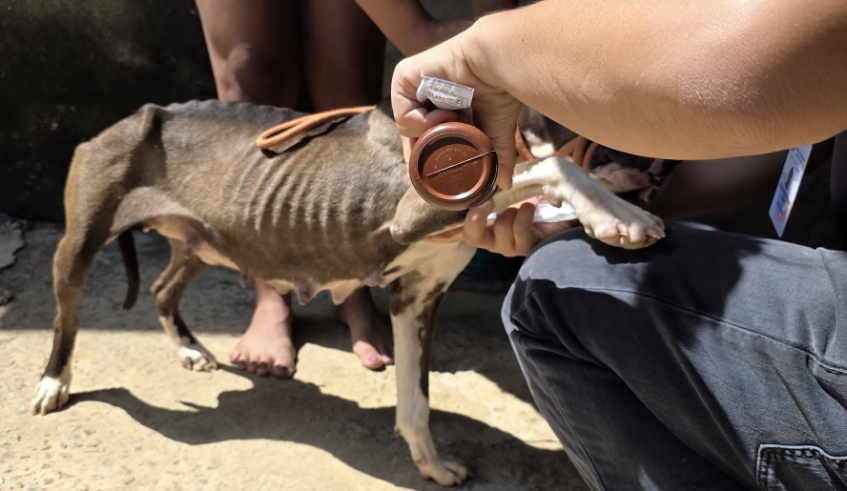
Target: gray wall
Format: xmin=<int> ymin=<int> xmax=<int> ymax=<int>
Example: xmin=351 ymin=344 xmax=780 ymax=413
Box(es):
xmin=1 ymin=0 xmax=216 ymax=221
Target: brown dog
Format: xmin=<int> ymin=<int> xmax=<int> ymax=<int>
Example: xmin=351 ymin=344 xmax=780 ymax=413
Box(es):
xmin=31 ymin=100 xmax=664 ymax=485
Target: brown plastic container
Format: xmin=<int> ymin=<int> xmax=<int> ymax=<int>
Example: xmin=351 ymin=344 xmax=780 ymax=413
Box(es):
xmin=408 ymin=122 xmax=498 ymax=211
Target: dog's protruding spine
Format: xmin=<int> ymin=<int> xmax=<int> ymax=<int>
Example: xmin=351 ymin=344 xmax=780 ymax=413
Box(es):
xmin=117 ymin=230 xmax=140 ymax=310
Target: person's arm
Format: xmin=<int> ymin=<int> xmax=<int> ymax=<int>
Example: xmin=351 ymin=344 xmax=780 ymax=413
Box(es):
xmin=354 ymin=0 xmax=471 ymax=56
xmin=467 ymin=0 xmax=847 ymax=159
xmin=393 ymin=0 xmax=847 ymax=189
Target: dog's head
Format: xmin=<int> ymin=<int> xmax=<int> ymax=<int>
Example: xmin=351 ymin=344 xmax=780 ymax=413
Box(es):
xmin=518 ymin=107 xmax=681 ymax=204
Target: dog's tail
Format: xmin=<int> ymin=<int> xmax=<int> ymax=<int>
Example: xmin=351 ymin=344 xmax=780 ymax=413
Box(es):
xmin=117 ymin=230 xmax=140 ymax=310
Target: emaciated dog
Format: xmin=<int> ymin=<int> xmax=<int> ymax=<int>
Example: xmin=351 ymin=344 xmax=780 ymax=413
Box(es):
xmin=31 ymin=100 xmax=666 ymax=485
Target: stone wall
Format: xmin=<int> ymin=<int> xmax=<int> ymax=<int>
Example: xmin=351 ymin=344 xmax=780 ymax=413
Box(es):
xmin=1 ymin=0 xmax=216 ymax=221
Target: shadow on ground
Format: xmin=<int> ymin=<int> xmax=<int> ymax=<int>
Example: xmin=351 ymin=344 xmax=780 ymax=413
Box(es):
xmin=68 ymin=365 xmax=570 ymax=490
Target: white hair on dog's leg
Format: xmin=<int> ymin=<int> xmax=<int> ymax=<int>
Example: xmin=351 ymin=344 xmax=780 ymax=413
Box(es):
xmin=158 ymin=315 xmax=217 ymax=371
xmin=389 ymin=242 xmax=475 ymax=486
xmin=522 ymin=128 xmax=556 ymax=158
xmin=496 ymin=157 xmax=665 ymax=249
xmin=31 ymin=362 xmax=72 ymax=415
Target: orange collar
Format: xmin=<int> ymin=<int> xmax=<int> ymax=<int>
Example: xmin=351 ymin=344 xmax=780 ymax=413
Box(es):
xmin=256 ymin=105 xmax=375 ymax=150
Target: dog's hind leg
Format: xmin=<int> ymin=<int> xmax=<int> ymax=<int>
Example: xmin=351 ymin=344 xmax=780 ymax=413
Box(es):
xmin=151 ymin=239 xmax=216 ymax=371
xmin=32 ymin=230 xmax=107 ymax=415
xmin=389 ymin=243 xmax=476 ymax=486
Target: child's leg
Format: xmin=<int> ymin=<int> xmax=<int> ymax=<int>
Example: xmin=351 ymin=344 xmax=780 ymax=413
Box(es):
xmin=301 ymin=0 xmax=385 ymax=109
xmin=196 ymin=0 xmax=299 ymax=377
xmin=196 ymin=0 xmax=300 ymax=107
xmin=302 ymin=0 xmax=393 ymax=369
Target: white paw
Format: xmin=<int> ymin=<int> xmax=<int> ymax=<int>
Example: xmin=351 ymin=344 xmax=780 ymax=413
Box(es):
xmin=539 ymin=157 xmax=665 ymax=249
xmin=177 ymin=344 xmax=218 ymax=371
xmin=579 ymin=196 xmax=665 ymax=250
xmin=31 ymin=375 xmax=70 ymax=415
xmin=417 ymin=457 xmax=471 ymax=487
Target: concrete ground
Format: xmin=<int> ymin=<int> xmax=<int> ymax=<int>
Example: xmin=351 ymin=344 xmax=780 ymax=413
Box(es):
xmin=0 ymin=221 xmax=587 ymax=490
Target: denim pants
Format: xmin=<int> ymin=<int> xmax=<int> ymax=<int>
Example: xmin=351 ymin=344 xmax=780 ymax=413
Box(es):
xmin=503 ymin=222 xmax=847 ymax=490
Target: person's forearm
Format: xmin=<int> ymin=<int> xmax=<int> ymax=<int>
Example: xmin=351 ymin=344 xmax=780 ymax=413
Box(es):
xmin=356 ymin=0 xmax=470 ymax=56
xmin=355 ymin=0 xmax=430 ymax=55
xmin=462 ymin=0 xmax=847 ymax=160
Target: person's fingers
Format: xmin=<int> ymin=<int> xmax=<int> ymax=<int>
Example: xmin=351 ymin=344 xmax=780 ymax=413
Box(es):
xmin=392 ymin=58 xmax=464 ymax=138
xmin=472 ymin=96 xmax=522 ymax=190
xmin=463 ymin=200 xmax=494 ymax=248
xmin=485 ymin=121 xmax=518 ymax=190
xmin=395 ymin=106 xmax=461 ymax=139
xmin=459 ymin=199 xmax=577 ymax=256
xmin=512 ymin=202 xmax=537 ymax=256
xmin=426 ymin=108 xmax=462 ymax=128
xmin=402 ymin=136 xmax=414 ymax=164
xmin=424 ymin=226 xmax=464 ymax=243
xmin=391 ymin=60 xmax=425 ymax=124
xmin=492 ymin=207 xmax=518 ymax=255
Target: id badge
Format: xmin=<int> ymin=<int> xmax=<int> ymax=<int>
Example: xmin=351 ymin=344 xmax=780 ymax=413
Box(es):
xmin=769 ymin=145 xmax=812 ymax=237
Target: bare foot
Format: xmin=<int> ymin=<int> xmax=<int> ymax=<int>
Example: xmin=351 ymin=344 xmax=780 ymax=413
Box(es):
xmin=336 ymin=288 xmax=393 ymax=370
xmin=230 ymin=279 xmax=297 ymax=378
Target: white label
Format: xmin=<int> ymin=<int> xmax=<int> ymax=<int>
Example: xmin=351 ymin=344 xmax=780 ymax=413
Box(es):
xmin=769 ymin=145 xmax=812 ymax=237
xmin=416 ymin=75 xmax=474 ymax=111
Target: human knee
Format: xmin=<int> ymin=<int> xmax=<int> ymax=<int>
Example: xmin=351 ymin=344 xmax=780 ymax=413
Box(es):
xmin=518 ymin=229 xmax=608 ymax=285
xmin=502 ymin=229 xmax=635 ymax=341
xmin=214 ymin=43 xmax=297 ymax=106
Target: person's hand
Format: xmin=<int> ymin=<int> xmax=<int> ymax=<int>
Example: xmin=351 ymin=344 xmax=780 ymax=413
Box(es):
xmin=427 ymin=199 xmax=578 ymax=257
xmin=391 ymin=31 xmax=523 ymax=189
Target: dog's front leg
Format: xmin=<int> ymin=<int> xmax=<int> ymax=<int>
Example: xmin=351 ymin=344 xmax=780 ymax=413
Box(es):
xmin=388 ymin=244 xmax=475 ymax=486
xmin=498 ymin=157 xmax=666 ymax=249
xmin=32 ymin=232 xmax=104 ymax=414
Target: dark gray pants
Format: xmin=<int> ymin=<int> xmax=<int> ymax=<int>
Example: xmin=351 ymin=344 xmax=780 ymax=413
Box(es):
xmin=503 ymin=223 xmax=847 ymax=490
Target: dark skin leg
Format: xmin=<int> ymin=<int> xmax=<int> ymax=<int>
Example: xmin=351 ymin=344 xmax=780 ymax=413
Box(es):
xmin=302 ymin=0 xmax=386 ymax=109
xmin=196 ymin=0 xmax=300 ymax=107
xmin=302 ymin=0 xmax=393 ymax=369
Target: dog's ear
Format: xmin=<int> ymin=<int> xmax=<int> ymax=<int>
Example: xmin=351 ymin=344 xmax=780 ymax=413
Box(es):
xmin=94 ymin=103 xmax=164 ymax=154
xmin=389 ymin=188 xmax=465 ymax=244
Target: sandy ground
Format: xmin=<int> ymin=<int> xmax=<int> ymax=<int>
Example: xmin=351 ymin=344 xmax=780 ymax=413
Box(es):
xmin=0 ymin=223 xmax=587 ymax=491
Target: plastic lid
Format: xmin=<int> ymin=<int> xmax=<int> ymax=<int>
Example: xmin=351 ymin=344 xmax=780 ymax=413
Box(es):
xmin=408 ymin=122 xmax=498 ymax=211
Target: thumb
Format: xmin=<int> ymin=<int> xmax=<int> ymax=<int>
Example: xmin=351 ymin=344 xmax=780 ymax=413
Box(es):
xmin=475 ymin=102 xmax=521 ymax=190
xmin=488 ymin=124 xmax=517 ymax=190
